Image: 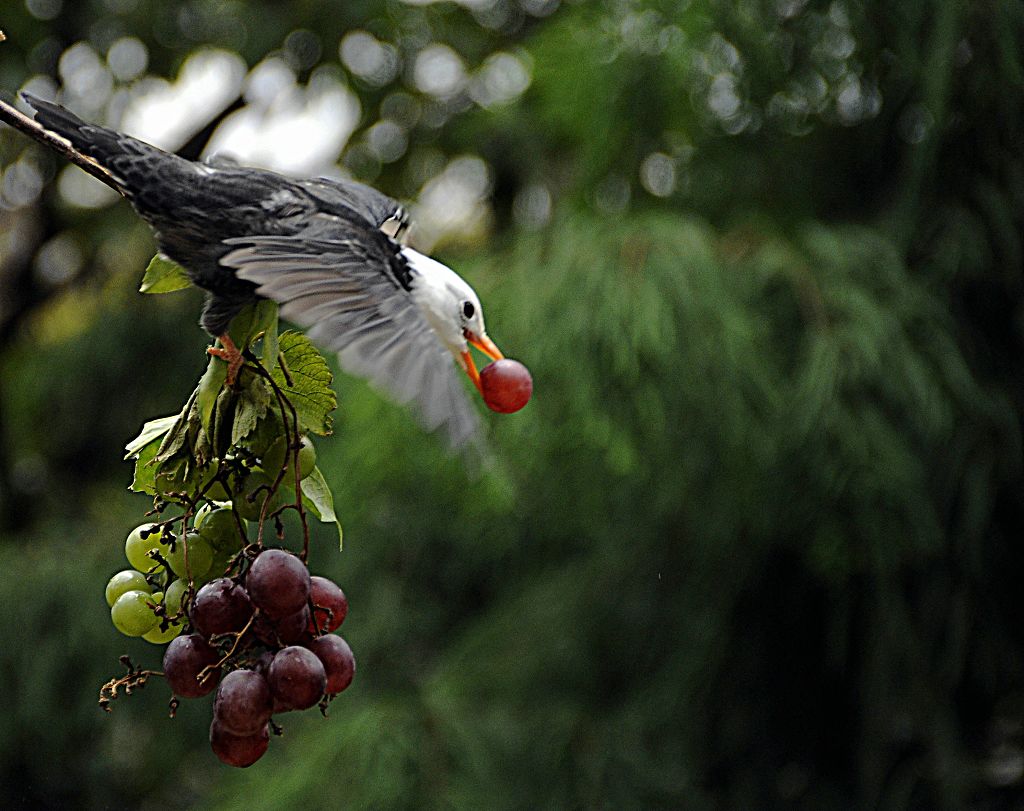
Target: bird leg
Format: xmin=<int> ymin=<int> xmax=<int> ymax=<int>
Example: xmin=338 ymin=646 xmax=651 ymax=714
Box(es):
xmin=207 ymin=333 xmax=244 ymax=385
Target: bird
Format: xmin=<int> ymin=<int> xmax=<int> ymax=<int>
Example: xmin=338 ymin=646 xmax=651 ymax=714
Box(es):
xmin=0 ymin=92 xmax=505 ymax=451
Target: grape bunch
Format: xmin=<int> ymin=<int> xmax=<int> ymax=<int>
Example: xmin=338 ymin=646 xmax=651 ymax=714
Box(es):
xmin=105 ymin=508 xmax=243 ymax=644
xmin=104 ymin=485 xmax=355 ymax=767
xmin=106 ymin=326 xmax=355 ymax=766
xmin=163 ymin=549 xmax=354 ymax=767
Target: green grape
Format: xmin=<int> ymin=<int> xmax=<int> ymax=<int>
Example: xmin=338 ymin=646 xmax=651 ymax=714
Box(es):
xmin=207 ymin=547 xmax=235 ymax=581
xmin=295 ymin=436 xmax=316 ymax=480
xmin=143 ymin=620 xmax=183 ymax=644
xmin=124 ymin=523 xmax=165 ymax=573
xmin=164 ymin=578 xmax=188 ymax=615
xmin=261 ymin=436 xmax=316 ymax=484
xmin=193 ymin=503 xmax=214 ymax=529
xmin=198 ymin=507 xmax=245 ymax=552
xmin=105 ymin=570 xmax=151 ymax=607
xmin=235 ymin=471 xmax=288 ymax=522
xmin=111 ymin=590 xmax=160 ymax=637
xmin=260 ymin=437 xmax=288 ymax=478
xmin=165 ymin=532 xmax=214 ymax=580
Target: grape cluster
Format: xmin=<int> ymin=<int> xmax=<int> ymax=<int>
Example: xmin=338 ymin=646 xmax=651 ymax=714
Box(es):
xmin=105 ymin=509 xmax=354 ymax=767
xmin=161 ymin=548 xmax=354 ymax=767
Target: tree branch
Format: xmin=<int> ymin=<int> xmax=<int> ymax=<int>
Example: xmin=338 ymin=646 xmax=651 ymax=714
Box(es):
xmin=0 ymin=95 xmax=123 ymax=193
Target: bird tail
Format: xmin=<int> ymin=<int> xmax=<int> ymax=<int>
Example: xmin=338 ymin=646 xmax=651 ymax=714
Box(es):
xmin=17 ymin=93 xmax=189 ymax=198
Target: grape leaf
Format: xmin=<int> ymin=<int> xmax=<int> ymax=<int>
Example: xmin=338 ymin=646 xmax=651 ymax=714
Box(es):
xmin=124 ymin=415 xmax=177 ymax=460
xmin=196 ymin=355 xmax=227 ymax=438
xmin=155 ymin=387 xmax=200 ymax=463
xmin=140 ymin=254 xmax=191 ymax=294
xmin=228 ymin=300 xmax=279 ymax=350
xmin=301 ymin=466 xmax=344 ymax=549
xmin=232 ymin=377 xmax=272 ymax=445
xmin=271 ymin=332 xmax=337 ymax=436
xmin=260 ymin=311 xmax=279 ymax=375
xmin=129 ymin=436 xmax=162 ymax=495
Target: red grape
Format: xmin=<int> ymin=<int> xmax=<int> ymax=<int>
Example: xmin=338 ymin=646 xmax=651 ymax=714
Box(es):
xmin=307 ymin=634 xmax=356 ymax=695
xmin=268 ymin=646 xmax=326 ymax=711
xmin=254 ymin=606 xmax=313 ymax=646
xmin=275 ymin=607 xmax=314 ymax=645
xmin=210 ymin=719 xmax=269 ymax=768
xmin=192 ymin=578 xmax=253 ymax=638
xmin=246 ymin=549 xmax=310 ymax=619
xmin=308 ymin=576 xmax=348 ymax=633
xmin=479 ymin=359 xmax=533 ymax=413
xmin=254 ymin=650 xmax=275 ymax=677
xmin=214 ymin=669 xmax=273 ymax=736
xmin=252 ymin=606 xmax=312 ymax=646
xmin=163 ymin=633 xmax=220 ymax=698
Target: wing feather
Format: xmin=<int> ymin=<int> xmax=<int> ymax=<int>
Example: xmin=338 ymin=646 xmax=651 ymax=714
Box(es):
xmin=221 ymin=216 xmax=481 ymax=451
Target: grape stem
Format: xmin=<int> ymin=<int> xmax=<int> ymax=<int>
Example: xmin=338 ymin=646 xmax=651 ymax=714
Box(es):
xmin=241 ymin=351 xmax=312 ymax=561
xmin=198 ymin=610 xmax=257 ymax=683
xmin=98 ymin=657 xmax=164 ymax=712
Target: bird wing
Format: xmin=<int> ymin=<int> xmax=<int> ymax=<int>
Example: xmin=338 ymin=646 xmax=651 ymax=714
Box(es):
xmin=220 ymin=216 xmax=481 ymax=451
xmin=297 ymin=177 xmax=410 ymax=241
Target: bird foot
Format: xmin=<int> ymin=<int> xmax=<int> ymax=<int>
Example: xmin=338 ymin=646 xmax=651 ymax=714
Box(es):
xmin=207 ymin=333 xmax=244 ymax=386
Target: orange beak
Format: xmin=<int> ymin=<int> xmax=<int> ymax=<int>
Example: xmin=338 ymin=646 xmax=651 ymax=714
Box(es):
xmin=461 ymin=331 xmax=504 ymax=394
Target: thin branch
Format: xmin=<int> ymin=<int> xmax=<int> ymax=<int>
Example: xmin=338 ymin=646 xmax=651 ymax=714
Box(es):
xmin=0 ymin=96 xmax=123 ymax=193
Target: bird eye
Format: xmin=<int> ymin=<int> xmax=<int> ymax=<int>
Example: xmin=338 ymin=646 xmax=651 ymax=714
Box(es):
xmin=462 ymin=301 xmax=475 ymax=319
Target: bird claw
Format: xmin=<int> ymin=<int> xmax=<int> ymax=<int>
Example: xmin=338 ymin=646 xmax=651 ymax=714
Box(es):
xmin=207 ymin=334 xmax=244 ymax=386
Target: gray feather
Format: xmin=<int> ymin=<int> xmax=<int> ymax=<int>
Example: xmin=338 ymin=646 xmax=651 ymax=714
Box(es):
xmin=221 ymin=215 xmax=481 ymax=451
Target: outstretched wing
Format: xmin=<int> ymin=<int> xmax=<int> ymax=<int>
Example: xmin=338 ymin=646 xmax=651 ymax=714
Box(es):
xmin=220 ymin=215 xmax=481 ymax=451
xmin=298 ymin=177 xmax=411 ymax=242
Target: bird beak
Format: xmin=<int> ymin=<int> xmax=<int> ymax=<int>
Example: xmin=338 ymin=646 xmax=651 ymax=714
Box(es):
xmin=467 ymin=332 xmax=504 ymax=362
xmin=461 ymin=331 xmax=504 ymax=394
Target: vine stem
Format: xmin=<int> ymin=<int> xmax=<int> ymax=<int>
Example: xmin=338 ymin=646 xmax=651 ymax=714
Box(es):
xmin=198 ymin=611 xmax=257 ymax=684
xmin=243 ymin=353 xmax=312 ymax=561
xmin=98 ymin=657 xmax=164 ymax=711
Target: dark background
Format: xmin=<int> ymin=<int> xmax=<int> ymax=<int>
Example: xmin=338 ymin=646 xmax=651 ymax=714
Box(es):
xmin=1 ymin=0 xmax=1023 ymax=808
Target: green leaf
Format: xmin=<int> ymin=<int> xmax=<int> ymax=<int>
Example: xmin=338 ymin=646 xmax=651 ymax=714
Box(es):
xmin=124 ymin=415 xmax=177 ymax=460
xmin=140 ymin=254 xmax=192 ymax=294
xmin=196 ymin=356 xmax=227 ymax=438
xmin=260 ymin=311 xmax=279 ymax=375
xmin=228 ymin=300 xmax=279 ymax=350
xmin=155 ymin=387 xmax=200 ymax=463
xmin=301 ymin=466 xmax=343 ymax=549
xmin=271 ymin=331 xmax=337 ymax=436
xmin=129 ymin=436 xmax=162 ymax=495
xmin=154 ymin=456 xmax=191 ymax=501
xmin=232 ymin=377 xmax=273 ymax=446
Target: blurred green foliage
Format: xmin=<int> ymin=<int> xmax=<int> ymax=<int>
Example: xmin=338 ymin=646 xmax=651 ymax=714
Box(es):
xmin=1 ymin=0 xmax=1023 ymax=809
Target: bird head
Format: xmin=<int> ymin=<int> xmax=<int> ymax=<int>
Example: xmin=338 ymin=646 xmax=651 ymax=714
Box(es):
xmin=402 ymin=247 xmax=504 ymax=393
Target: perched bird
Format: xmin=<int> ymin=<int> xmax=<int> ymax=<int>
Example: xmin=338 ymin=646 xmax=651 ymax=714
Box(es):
xmin=0 ymin=93 xmax=505 ymax=450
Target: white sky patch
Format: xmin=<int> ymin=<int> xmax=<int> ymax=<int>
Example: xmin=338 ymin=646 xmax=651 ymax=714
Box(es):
xmin=339 ymin=31 xmax=400 ymax=87
xmin=204 ymin=72 xmax=361 ymax=176
xmin=411 ymin=155 xmax=492 ymax=251
xmin=639 ymin=152 xmax=676 ymax=197
xmin=119 ymin=49 xmax=247 ymax=151
xmin=469 ymin=51 xmax=531 ymax=108
xmin=107 ymin=37 xmax=148 ymax=83
xmin=244 ymin=57 xmax=295 ymax=105
xmin=57 ymin=164 xmax=120 ymax=209
xmin=413 ymin=45 xmax=467 ymax=97
xmin=366 ymin=119 xmax=408 ymax=164
xmin=58 ymin=41 xmax=114 ymax=117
